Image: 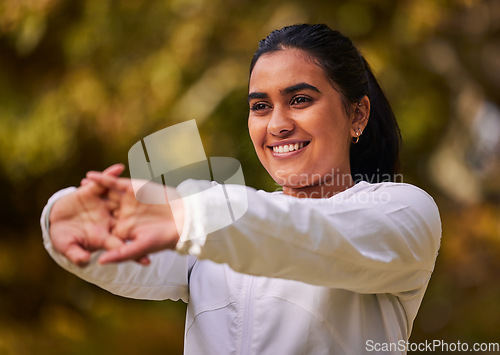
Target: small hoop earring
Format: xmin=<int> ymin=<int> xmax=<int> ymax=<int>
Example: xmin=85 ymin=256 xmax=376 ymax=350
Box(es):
xmin=352 ymin=128 xmax=363 ymax=144
xmin=352 ymin=132 xmax=360 ymax=144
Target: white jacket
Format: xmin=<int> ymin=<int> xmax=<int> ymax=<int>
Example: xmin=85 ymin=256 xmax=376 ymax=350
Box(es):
xmin=41 ymin=181 xmax=442 ymax=355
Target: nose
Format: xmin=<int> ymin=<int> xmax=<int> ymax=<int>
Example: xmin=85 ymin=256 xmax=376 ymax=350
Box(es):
xmin=267 ymin=106 xmax=295 ymax=137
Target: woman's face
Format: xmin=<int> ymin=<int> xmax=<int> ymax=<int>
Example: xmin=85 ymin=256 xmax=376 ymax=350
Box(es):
xmin=248 ymin=48 xmax=365 ymax=197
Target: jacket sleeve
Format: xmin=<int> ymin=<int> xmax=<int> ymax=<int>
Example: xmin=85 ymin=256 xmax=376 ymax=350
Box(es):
xmin=41 ymin=187 xmax=194 ymax=302
xmin=175 ymin=181 xmax=442 ymax=294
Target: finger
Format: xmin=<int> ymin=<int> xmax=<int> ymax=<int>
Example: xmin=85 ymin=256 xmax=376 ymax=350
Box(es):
xmin=86 ymin=173 xmax=130 ymax=193
xmin=102 ymin=163 xmax=125 ymax=177
xmin=81 ymin=164 xmax=124 ymax=190
xmin=112 ymin=216 xmax=137 ymax=240
xmin=83 ymin=174 xmax=109 ymax=196
xmin=84 ymin=172 xmax=120 ymax=196
xmin=136 ymin=255 xmax=151 ymax=266
xmin=110 ymin=216 xmax=117 ymax=230
xmin=84 ymin=223 xmax=120 ymax=251
xmin=65 ymin=245 xmax=92 ymax=267
xmin=103 ymin=235 xmax=125 ymax=250
xmin=107 ymin=189 xmax=122 ymax=205
xmin=98 ymin=238 xmax=155 ymax=264
xmin=105 ymin=199 xmax=119 ymax=211
xmin=80 ymin=164 xmax=125 ymax=195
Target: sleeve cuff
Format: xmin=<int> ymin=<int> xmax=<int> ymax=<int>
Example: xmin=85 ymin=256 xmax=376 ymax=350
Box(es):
xmin=174 ymin=179 xmax=212 ymax=256
xmin=173 ymin=179 xmax=249 ymax=256
xmin=41 ymin=187 xmax=77 ymax=249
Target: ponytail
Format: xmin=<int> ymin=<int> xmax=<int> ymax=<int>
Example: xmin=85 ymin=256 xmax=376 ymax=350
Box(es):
xmin=349 ymin=58 xmax=401 ymax=183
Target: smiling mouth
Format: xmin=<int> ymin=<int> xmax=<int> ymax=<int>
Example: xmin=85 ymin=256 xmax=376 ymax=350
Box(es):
xmin=270 ymin=141 xmax=310 ymax=153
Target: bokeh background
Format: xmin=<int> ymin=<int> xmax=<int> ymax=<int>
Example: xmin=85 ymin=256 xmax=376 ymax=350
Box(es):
xmin=1 ymin=0 xmax=499 ymax=354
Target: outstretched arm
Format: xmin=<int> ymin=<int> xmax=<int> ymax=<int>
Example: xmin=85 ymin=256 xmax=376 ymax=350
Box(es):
xmin=86 ymin=172 xmax=441 ymax=295
xmin=175 ymin=180 xmax=442 ymax=294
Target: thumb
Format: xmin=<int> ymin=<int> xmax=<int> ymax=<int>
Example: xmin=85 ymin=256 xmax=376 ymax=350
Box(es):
xmin=102 ymin=233 xmax=152 ymax=266
xmin=103 ymin=235 xmax=126 ymax=250
xmin=65 ymin=245 xmax=92 ymax=267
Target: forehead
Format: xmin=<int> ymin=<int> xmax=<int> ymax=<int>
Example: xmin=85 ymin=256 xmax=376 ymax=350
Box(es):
xmin=249 ymin=49 xmax=329 ymax=92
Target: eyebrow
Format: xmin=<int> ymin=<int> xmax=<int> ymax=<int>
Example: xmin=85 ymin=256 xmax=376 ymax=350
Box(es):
xmin=281 ymin=82 xmax=321 ymax=95
xmin=247 ymin=92 xmax=268 ymax=103
xmin=248 ymin=82 xmax=321 ymax=103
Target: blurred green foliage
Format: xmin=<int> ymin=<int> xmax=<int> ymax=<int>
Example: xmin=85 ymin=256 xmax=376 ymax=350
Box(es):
xmin=1 ymin=0 xmax=499 ymax=354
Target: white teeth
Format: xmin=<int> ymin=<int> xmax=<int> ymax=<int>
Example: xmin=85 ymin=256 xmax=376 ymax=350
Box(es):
xmin=272 ymin=142 xmax=307 ymax=153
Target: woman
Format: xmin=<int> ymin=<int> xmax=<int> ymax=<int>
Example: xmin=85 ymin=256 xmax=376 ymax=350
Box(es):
xmin=42 ymin=24 xmax=441 ymax=354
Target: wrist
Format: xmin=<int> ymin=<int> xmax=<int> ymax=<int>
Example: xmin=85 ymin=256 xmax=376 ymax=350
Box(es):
xmin=42 ymin=186 xmax=78 ymax=239
xmin=48 ymin=192 xmax=69 ymax=226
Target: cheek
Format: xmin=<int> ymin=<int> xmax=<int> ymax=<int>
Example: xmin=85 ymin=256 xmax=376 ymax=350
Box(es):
xmin=248 ymin=118 xmax=265 ymax=149
xmin=313 ymin=110 xmax=351 ymax=152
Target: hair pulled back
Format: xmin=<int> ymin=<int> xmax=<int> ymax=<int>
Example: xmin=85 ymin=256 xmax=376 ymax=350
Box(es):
xmin=250 ymin=24 xmax=401 ymax=182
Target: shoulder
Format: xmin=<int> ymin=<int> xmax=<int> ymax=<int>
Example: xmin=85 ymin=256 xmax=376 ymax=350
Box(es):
xmin=350 ymin=181 xmax=442 ymax=230
xmin=351 ymin=181 xmax=437 ymax=204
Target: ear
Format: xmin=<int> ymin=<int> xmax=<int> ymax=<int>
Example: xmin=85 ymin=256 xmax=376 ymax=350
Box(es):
xmin=350 ymin=95 xmax=370 ymax=140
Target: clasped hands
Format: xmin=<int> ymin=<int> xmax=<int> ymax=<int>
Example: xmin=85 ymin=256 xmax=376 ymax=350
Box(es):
xmin=48 ymin=164 xmax=183 ymax=267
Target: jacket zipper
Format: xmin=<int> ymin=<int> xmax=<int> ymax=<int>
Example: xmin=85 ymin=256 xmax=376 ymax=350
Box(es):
xmin=240 ymin=276 xmax=255 ymax=355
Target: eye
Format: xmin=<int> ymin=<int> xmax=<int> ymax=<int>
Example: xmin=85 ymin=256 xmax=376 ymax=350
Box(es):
xmin=290 ymin=95 xmax=312 ymax=107
xmin=250 ymin=102 xmax=272 ymax=112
